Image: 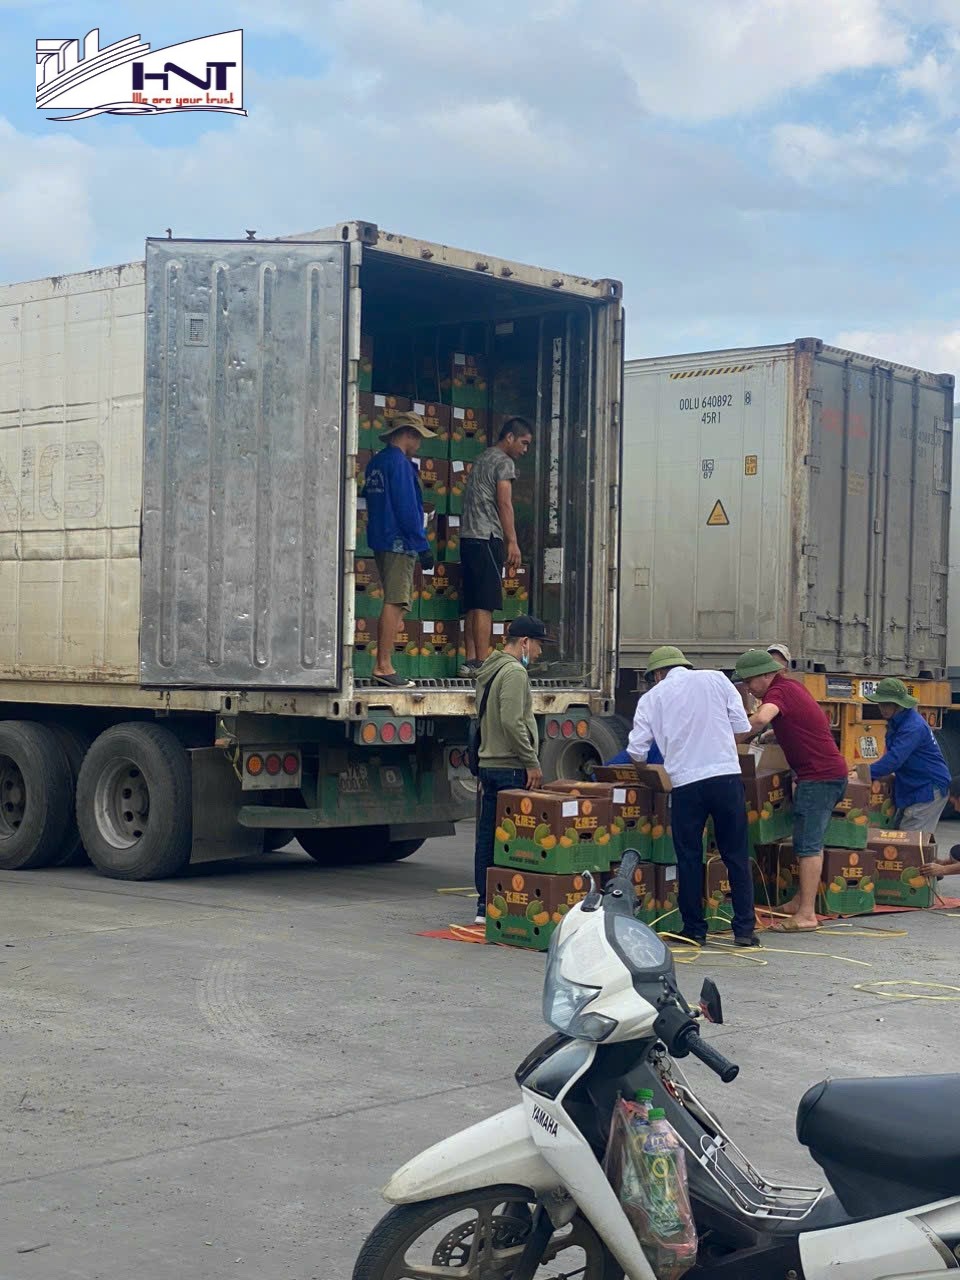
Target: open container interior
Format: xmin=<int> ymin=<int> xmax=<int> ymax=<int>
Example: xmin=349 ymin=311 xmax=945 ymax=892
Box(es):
xmin=358 ymin=250 xmax=603 ymax=684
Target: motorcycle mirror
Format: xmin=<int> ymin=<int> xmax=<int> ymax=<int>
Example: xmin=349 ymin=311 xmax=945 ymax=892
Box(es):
xmin=699 ymin=978 xmax=724 ymax=1025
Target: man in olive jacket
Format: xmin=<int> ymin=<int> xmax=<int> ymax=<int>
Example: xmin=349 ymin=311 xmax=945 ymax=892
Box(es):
xmin=473 ymin=616 xmax=546 ymax=923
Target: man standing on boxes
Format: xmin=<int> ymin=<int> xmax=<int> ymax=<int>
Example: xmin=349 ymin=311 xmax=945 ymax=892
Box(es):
xmin=459 ymin=417 xmax=533 ymax=676
xmin=863 ymin=678 xmax=951 ymax=831
xmin=473 ymin=616 xmax=546 ymax=925
xmin=627 ymin=646 xmax=759 ymax=948
xmin=735 ymin=649 xmax=849 ymax=933
xmin=363 ymin=412 xmax=437 ymax=689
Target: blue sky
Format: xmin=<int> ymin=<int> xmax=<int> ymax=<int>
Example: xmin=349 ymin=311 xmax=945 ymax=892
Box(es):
xmin=3 ymin=0 xmax=960 ymax=370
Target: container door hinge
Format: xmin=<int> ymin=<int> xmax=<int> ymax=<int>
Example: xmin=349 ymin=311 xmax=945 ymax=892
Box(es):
xmin=804 ymin=454 xmax=820 ymax=469
xmin=802 ymin=543 xmax=818 ymax=558
xmin=609 ymin=483 xmax=619 ymax=510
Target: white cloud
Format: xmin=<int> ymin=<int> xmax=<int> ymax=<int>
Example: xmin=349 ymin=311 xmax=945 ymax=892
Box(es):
xmin=770 ymin=117 xmax=931 ymax=184
xmin=0 ymin=119 xmax=96 ymax=279
xmin=834 ymin=327 xmax=960 ymax=378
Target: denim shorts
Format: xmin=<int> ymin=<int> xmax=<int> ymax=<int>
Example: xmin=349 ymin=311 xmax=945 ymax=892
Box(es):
xmin=792 ymin=778 xmax=848 ymax=856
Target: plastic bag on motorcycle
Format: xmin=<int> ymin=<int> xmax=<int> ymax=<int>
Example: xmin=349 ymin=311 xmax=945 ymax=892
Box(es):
xmin=603 ymin=1095 xmax=698 ymax=1280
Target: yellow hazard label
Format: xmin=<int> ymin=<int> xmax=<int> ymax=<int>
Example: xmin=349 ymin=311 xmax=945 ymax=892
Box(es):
xmin=744 ymin=455 xmax=758 ymax=476
xmin=706 ymin=500 xmax=729 ymax=526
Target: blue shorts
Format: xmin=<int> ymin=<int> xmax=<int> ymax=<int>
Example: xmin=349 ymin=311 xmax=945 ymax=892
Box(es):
xmin=792 ymin=778 xmax=847 ymax=857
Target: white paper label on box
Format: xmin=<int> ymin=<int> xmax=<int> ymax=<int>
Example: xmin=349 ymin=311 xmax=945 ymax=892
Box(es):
xmin=613 ymin=788 xmax=627 ymax=804
xmin=422 ymin=621 xmax=435 ymax=634
xmin=413 ymin=402 xmax=425 ymax=414
xmin=374 ymin=394 xmax=386 ymax=407
xmin=422 ymin=568 xmax=434 ymax=579
xmin=454 ymin=352 xmax=466 ymax=365
xmin=449 ymin=516 xmax=461 ymax=527
xmin=454 ymin=407 xmax=465 ymax=420
xmin=562 ymin=800 xmax=579 ymax=817
xmin=665 ymin=866 xmax=677 ymax=883
xmin=357 ymin=497 xmax=367 ymax=511
xmin=412 ymin=457 xmax=422 ymax=469
xmin=452 ymin=461 xmax=465 ymax=473
xmin=493 ymin=623 xmax=505 ymax=636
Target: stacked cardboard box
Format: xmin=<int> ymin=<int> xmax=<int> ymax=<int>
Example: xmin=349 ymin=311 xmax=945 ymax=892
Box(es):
xmin=352 ymin=617 xmax=421 ymax=681
xmin=411 ymin=400 xmax=451 ymax=459
xmin=869 ymin=828 xmax=937 ymax=908
xmin=622 ymin=859 xmax=681 ymax=931
xmin=738 ymin=745 xmax=793 ymax=849
xmin=770 ymin=840 xmax=878 ymax=916
xmin=824 ymin=777 xmax=870 ymax=849
xmin=487 ymin=788 xmax=614 ymax=950
xmin=353 ymin=556 xmax=384 ymax=618
xmin=358 ymin=391 xmax=412 ymax=450
xmin=417 ymin=562 xmax=461 ymax=621
xmin=358 ymin=335 xmax=373 ymax=392
xmin=418 ymin=619 xmax=461 ymax=679
xmin=450 ymin=407 xmax=488 ymax=460
xmin=543 ymin=779 xmax=653 ymax=860
xmin=414 ymin=457 xmax=451 ymax=511
xmin=485 ymin=868 xmax=593 ymax=951
xmin=497 ymin=565 xmax=531 ymax=621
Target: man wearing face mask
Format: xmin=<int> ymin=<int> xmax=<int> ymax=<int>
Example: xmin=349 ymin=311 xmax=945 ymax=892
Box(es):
xmin=472 ymin=616 xmax=547 ymax=924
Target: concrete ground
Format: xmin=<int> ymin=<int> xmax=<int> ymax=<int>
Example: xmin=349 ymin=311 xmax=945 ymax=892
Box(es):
xmin=1 ymin=824 xmax=959 ymax=1280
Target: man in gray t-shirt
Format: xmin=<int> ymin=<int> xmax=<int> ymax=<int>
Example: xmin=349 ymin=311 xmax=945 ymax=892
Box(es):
xmin=460 ymin=417 xmax=533 ymax=674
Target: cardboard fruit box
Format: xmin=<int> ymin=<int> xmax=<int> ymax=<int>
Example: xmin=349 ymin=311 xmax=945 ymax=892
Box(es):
xmin=418 ymin=619 xmax=460 ymax=679
xmin=356 ymin=498 xmax=372 ymax=556
xmin=543 ymin=780 xmax=653 ymax=859
xmin=353 ymin=555 xmax=384 ymax=618
xmin=704 ymin=855 xmax=734 ymax=933
xmin=447 ymin=458 xmax=474 ymax=514
xmin=498 ymin=565 xmax=531 ymax=620
xmin=411 ymin=400 xmax=451 ymax=459
xmin=868 ymin=828 xmax=938 ymax=909
xmin=853 ymin=766 xmax=896 ymax=826
xmin=824 ymin=801 xmax=870 ymax=850
xmin=750 ymin=842 xmax=780 ymax=910
xmin=358 ymin=334 xmax=374 ymax=392
xmin=438 ymin=514 xmax=461 ymax=563
xmin=773 ymin=841 xmax=878 ymax=917
xmin=635 ymin=766 xmax=679 ymax=864
xmin=485 ymin=867 xmax=593 ymax=951
xmin=351 ymin=617 xmax=420 ymax=681
xmin=449 ymin=352 xmax=488 ymax=409
xmin=417 ymin=561 xmax=461 ymax=621
xmin=358 ymin=391 xmax=412 ymax=450
xmin=354 ymin=449 xmax=373 ymax=491
xmin=738 ymin=745 xmax=793 ymax=848
xmin=450 ymin=406 xmax=488 ymax=460
xmin=594 ymin=764 xmax=641 ymax=784
xmin=616 ymin=859 xmax=680 ymax=932
xmin=494 ymin=789 xmax=614 ymax=874
xmin=414 ymin=456 xmax=451 ymax=512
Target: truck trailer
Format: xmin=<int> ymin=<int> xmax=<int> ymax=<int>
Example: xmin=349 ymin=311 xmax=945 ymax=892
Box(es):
xmin=0 ymin=221 xmax=622 ymax=878
xmin=616 ymin=338 xmax=957 ymax=770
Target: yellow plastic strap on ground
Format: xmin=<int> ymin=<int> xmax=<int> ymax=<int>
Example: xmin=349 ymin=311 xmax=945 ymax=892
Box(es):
xmin=854 ymin=980 xmax=960 ymax=1002
xmin=436 ymin=887 xmax=477 ymax=896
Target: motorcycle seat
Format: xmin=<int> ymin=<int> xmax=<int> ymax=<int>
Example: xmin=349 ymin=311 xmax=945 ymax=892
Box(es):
xmin=797 ymin=1075 xmax=960 ymax=1194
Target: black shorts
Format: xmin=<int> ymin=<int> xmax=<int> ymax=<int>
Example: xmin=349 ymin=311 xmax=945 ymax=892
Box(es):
xmin=461 ymin=536 xmax=504 ymax=613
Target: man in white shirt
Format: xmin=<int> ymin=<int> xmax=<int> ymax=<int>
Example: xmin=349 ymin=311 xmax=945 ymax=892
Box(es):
xmin=628 ymin=646 xmax=758 ymax=947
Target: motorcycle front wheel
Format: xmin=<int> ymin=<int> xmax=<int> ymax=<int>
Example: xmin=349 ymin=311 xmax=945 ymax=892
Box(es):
xmin=352 ymin=1185 xmax=622 ymax=1279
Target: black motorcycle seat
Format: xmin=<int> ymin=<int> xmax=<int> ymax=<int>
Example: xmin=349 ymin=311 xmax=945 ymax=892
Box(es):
xmin=797 ymin=1076 xmax=960 ymax=1192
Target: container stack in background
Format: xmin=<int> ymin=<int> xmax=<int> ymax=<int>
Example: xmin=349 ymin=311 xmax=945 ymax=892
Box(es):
xmin=351 ymin=339 xmax=530 ymax=680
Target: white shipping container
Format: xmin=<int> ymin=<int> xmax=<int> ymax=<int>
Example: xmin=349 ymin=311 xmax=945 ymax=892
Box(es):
xmin=620 ymin=339 xmax=953 ymax=677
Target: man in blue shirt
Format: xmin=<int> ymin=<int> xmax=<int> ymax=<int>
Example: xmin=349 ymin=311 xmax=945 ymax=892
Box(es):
xmin=865 ymin=678 xmax=951 ymax=830
xmin=363 ymin=412 xmax=436 ymax=688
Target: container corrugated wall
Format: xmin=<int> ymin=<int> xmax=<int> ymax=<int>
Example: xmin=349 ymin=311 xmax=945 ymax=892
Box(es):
xmin=621 ymin=339 xmax=953 ymax=676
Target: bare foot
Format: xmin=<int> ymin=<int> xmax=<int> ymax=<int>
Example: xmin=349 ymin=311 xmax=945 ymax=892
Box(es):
xmin=779 ymin=898 xmax=800 ymax=915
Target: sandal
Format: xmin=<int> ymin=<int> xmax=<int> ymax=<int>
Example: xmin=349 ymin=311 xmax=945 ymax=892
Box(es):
xmin=770 ymin=919 xmax=820 ymax=934
xmin=373 ymin=672 xmax=415 ymax=688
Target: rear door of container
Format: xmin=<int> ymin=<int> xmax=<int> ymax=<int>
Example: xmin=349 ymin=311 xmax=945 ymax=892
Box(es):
xmin=140 ymin=238 xmax=348 ymax=688
xmin=804 ymin=346 xmax=952 ymax=675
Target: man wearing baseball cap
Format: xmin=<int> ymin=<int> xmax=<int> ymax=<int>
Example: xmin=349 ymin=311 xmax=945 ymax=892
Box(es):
xmin=864 ymin=678 xmax=951 ymax=831
xmin=627 ymin=646 xmax=759 ymax=947
xmin=736 ymin=648 xmax=849 ymax=932
xmin=473 ymin=615 xmax=547 ymax=924
xmin=363 ymin=412 xmax=436 ymax=688
xmin=767 ymin=643 xmax=791 ymax=668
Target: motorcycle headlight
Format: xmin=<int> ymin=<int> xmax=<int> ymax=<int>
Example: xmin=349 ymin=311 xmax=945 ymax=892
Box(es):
xmin=542 ymin=936 xmax=617 ymax=1041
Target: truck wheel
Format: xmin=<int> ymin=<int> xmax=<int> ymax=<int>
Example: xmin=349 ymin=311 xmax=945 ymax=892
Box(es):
xmin=77 ymin=724 xmax=192 ymax=880
xmin=297 ymin=827 xmax=424 ymax=865
xmin=539 ymin=714 xmax=631 ymax=782
xmin=0 ymin=721 xmax=73 ymax=870
xmin=50 ymin=726 xmax=92 ymax=866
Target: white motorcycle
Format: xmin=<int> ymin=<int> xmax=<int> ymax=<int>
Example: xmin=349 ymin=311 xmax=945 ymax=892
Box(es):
xmin=353 ymin=850 xmax=960 ymax=1280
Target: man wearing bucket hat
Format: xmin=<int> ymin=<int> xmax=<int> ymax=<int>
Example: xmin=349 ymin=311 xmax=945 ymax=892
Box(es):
xmin=736 ymin=649 xmax=849 ymax=932
xmin=864 ymin=678 xmax=951 ymax=831
xmin=363 ymin=412 xmax=437 ymax=688
xmin=627 ymin=646 xmax=759 ymax=947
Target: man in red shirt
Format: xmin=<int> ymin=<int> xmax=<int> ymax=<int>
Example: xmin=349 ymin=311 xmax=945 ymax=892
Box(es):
xmin=735 ymin=650 xmax=849 ymax=932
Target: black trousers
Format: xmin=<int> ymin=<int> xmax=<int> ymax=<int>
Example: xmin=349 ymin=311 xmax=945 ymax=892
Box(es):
xmin=670 ymin=773 xmax=756 ymax=939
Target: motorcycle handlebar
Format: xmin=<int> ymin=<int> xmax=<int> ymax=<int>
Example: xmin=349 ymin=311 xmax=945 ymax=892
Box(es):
xmin=683 ymin=1031 xmax=739 ymax=1084
xmin=605 ymin=849 xmax=641 ymax=899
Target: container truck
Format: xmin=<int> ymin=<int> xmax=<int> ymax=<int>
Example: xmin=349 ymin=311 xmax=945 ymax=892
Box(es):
xmin=615 ymin=338 xmax=958 ymax=770
xmin=0 ymin=220 xmax=622 ymax=878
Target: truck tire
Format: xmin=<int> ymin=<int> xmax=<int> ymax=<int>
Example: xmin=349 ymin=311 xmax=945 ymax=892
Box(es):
xmin=51 ymin=725 xmax=92 ymax=866
xmin=539 ymin=714 xmax=632 ymax=783
xmin=297 ymin=827 xmax=424 ymax=865
xmin=0 ymin=721 xmax=74 ymax=870
xmin=77 ymin=723 xmax=192 ymax=880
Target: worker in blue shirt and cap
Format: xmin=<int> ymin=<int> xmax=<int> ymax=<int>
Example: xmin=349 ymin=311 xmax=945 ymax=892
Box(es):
xmin=865 ymin=678 xmax=951 ymax=831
